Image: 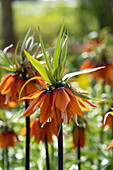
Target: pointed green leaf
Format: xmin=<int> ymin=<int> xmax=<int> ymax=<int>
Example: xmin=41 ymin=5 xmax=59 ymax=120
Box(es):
xmin=14 ymin=41 xmax=20 ymax=67
xmin=60 ymin=35 xmax=68 ymax=78
xmin=19 ymin=76 xmax=44 ymax=99
xmin=63 ymin=66 xmax=105 ymax=81
xmin=21 ymin=26 xmax=32 ymax=55
xmin=53 ymin=23 xmax=64 ymax=76
xmin=23 ymin=49 xmax=56 ymax=85
xmin=4 ymin=54 xmax=14 ymax=67
xmin=70 ymin=85 xmax=102 ymax=101
xmin=0 ymin=110 xmax=5 ymax=122
xmin=57 ymin=33 xmax=65 ymax=80
xmin=0 ymin=66 xmax=17 ymax=72
xmin=39 ymin=28 xmax=53 ymax=75
xmin=7 ymin=109 xmax=24 ymax=123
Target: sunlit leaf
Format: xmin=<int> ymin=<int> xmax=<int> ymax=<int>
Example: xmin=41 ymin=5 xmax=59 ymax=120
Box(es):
xmin=53 ymin=23 xmax=64 ymax=77
xmin=7 ymin=109 xmax=24 ymax=123
xmin=39 ymin=27 xmax=53 ymax=75
xmin=4 ymin=54 xmax=14 ymax=67
xmin=70 ymin=85 xmax=102 ymax=101
xmin=0 ymin=110 xmax=5 ymax=122
xmin=23 ymin=49 xmax=56 ymax=85
xmin=63 ymin=66 xmax=105 ymax=81
xmin=0 ymin=66 xmax=17 ymax=72
xmin=21 ymin=26 xmax=32 ymax=55
xmin=19 ymin=76 xmax=44 ymax=100
xmin=60 ymin=35 xmax=68 ymax=78
xmin=14 ymin=41 xmax=20 ymax=67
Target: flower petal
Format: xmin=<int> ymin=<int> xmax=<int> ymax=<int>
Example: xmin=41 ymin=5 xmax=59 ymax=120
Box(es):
xmin=67 ymin=96 xmax=84 ymax=117
xmin=0 ymin=74 xmax=11 ymax=91
xmin=55 ymin=88 xmax=70 ymax=113
xmin=40 ymin=92 xmax=53 ymax=123
xmin=23 ymin=93 xmax=45 ymax=117
xmin=21 ymin=89 xmax=44 ymax=100
xmin=76 ymin=96 xmax=90 ymax=111
xmin=106 ymin=140 xmax=113 ymax=151
xmin=52 ymin=108 xmax=62 ymax=126
xmin=1 ymin=75 xmax=15 ymax=94
xmin=84 ymin=99 xmax=98 ymax=107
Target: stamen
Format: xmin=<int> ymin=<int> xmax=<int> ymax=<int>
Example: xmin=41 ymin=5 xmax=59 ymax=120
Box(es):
xmin=62 ymin=111 xmax=68 ymax=125
xmin=72 ymin=114 xmax=79 ymax=126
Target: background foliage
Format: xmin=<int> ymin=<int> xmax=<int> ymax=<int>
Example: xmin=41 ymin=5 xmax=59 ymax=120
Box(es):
xmin=0 ymin=0 xmax=113 ymax=170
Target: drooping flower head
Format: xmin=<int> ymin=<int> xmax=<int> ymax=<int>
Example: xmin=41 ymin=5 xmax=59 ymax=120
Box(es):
xmin=72 ymin=118 xmax=88 ymax=149
xmin=80 ymin=32 xmax=113 ymax=85
xmin=21 ymin=25 xmax=103 ymax=126
xmin=80 ymin=59 xmax=113 ymax=85
xmin=0 ymin=93 xmax=16 ymax=109
xmin=72 ymin=126 xmax=85 ymax=149
xmin=0 ymin=31 xmax=45 ymax=106
xmin=0 ymin=129 xmax=19 ymax=149
xmin=20 ymin=118 xmax=57 ymax=143
xmin=21 ymin=86 xmax=97 ymax=126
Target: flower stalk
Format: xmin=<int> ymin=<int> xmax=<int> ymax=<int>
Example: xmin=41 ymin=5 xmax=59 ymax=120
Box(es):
xmin=45 ymin=136 xmax=50 ymax=170
xmin=58 ymin=125 xmax=63 ymax=170
xmin=6 ymin=148 xmax=9 ymax=170
xmin=77 ymin=144 xmax=81 ymax=170
xmin=25 ymin=100 xmax=30 ymax=170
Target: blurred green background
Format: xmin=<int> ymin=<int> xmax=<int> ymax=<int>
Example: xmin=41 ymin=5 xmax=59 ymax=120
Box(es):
xmin=0 ymin=0 xmax=113 ymax=170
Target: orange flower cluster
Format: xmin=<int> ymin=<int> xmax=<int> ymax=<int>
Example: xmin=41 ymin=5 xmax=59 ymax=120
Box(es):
xmin=80 ymin=59 xmax=113 ymax=85
xmin=0 ymin=130 xmax=19 ymax=149
xmin=0 ymin=93 xmax=15 ymax=109
xmin=72 ymin=126 xmax=85 ymax=149
xmin=21 ymin=86 xmax=97 ymax=126
xmin=20 ymin=118 xmax=57 ymax=143
xmin=0 ymin=72 xmax=44 ymax=106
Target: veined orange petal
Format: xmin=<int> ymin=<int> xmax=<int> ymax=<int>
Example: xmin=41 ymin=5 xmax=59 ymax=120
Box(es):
xmin=40 ymin=92 xmax=53 ymax=123
xmin=76 ymin=96 xmax=90 ymax=111
xmin=26 ymin=81 xmax=39 ymax=96
xmin=52 ymin=108 xmax=62 ymax=126
xmin=72 ymin=126 xmax=79 ymax=149
xmin=30 ymin=119 xmax=36 ymax=138
xmin=11 ymin=77 xmax=17 ymax=101
xmin=34 ymin=118 xmax=41 ymax=137
xmin=84 ymin=99 xmax=98 ymax=107
xmin=55 ymin=88 xmax=70 ymax=113
xmin=79 ymin=127 xmax=85 ymax=148
xmin=106 ymin=140 xmax=113 ymax=151
xmin=1 ymin=75 xmax=15 ymax=94
xmin=7 ymin=101 xmax=17 ymax=108
xmin=20 ymin=127 xmax=26 ymax=136
xmin=0 ymin=74 xmax=11 ymax=91
xmin=64 ymin=87 xmax=75 ymax=98
xmin=21 ymin=89 xmax=44 ymax=100
xmin=23 ymin=93 xmax=45 ymax=117
xmin=52 ymin=89 xmax=58 ymax=107
xmin=69 ymin=95 xmax=84 ymax=117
